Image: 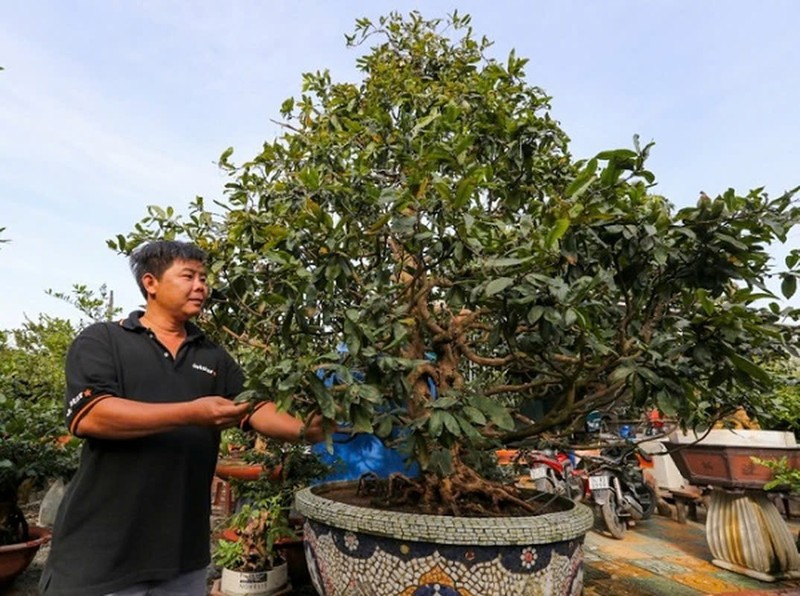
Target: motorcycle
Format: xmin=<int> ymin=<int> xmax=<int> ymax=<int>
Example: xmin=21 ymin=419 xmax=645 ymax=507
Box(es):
xmin=579 ymin=446 xmax=656 ymax=539
xmin=513 ymin=447 xmax=584 ymax=501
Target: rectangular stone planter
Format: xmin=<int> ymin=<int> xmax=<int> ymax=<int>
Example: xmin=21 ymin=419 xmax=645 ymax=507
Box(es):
xmin=664 ymin=442 xmax=800 ymax=490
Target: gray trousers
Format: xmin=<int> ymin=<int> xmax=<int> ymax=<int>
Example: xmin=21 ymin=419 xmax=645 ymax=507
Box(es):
xmin=103 ymin=568 xmax=208 ymax=596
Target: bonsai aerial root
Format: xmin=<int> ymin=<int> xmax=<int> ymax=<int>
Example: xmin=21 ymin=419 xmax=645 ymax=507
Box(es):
xmin=357 ymin=459 xmax=545 ymax=517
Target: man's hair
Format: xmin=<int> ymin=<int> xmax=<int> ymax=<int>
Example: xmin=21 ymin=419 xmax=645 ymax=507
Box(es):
xmin=129 ymin=240 xmax=207 ymax=298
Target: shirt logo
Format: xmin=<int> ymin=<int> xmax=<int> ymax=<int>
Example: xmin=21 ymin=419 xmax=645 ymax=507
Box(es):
xmin=192 ymin=363 xmax=217 ymax=377
xmin=66 ymin=388 xmax=92 ymax=418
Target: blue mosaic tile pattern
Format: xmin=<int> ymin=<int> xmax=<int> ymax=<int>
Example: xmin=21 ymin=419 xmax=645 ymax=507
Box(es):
xmin=303 ymin=519 xmax=585 ymax=595
xmin=294 ymin=482 xmax=594 ymax=595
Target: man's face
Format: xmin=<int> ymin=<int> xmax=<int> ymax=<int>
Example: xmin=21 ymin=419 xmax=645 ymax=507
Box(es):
xmin=146 ymin=258 xmax=208 ymax=319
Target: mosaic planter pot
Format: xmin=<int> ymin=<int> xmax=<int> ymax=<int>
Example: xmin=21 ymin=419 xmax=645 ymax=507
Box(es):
xmin=294 ymin=481 xmax=594 ymax=595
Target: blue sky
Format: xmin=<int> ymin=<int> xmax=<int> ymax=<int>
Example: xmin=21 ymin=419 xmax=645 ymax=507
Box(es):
xmin=1 ymin=1 xmax=798 ymax=330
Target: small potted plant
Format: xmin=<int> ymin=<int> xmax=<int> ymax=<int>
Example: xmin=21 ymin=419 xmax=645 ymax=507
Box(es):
xmin=753 ymin=455 xmax=800 ymax=515
xmin=213 ymin=496 xmax=292 ymax=596
xmin=753 ymin=456 xmax=800 ymax=494
xmin=222 ymin=441 xmax=331 ymax=590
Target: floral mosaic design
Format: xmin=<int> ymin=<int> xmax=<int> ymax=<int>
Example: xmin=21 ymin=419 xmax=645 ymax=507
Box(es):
xmin=303 ymin=519 xmax=585 ymax=596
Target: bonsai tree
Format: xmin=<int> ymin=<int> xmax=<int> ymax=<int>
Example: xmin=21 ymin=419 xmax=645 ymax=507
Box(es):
xmin=229 ymin=440 xmax=330 ymax=510
xmin=114 ymin=12 xmax=800 ymax=517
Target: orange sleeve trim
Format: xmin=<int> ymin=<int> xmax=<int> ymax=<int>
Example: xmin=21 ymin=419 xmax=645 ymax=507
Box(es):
xmin=240 ymin=401 xmax=269 ymax=430
xmin=69 ymin=394 xmax=114 ymax=437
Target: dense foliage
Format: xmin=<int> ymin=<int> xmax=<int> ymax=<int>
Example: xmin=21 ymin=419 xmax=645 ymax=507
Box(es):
xmin=113 ymin=12 xmax=800 ymax=514
xmin=0 ymin=316 xmax=80 ymax=544
xmin=750 ymin=358 xmax=800 ymax=435
xmin=0 ymin=285 xmax=117 ymax=544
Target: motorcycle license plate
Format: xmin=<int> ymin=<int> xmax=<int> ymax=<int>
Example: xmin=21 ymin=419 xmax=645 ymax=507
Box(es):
xmin=529 ymin=466 xmax=548 ymax=480
xmin=589 ymin=475 xmax=610 ymax=490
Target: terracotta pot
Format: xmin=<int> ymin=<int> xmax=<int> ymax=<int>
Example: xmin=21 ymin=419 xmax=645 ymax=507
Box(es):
xmin=0 ymin=526 xmax=51 ymax=586
xmin=664 ymin=442 xmax=800 ymax=490
xmin=215 ymin=458 xmax=283 ymax=482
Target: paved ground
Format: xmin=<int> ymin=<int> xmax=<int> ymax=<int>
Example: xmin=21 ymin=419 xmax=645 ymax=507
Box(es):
xmin=8 ymin=510 xmax=800 ymax=595
xmin=583 ymin=513 xmax=800 ymax=595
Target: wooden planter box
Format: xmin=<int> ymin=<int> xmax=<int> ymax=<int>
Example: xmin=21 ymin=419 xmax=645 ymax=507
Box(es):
xmin=664 ymin=442 xmax=800 ymax=490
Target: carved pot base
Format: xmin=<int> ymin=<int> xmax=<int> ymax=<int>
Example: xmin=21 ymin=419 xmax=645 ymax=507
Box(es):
xmin=706 ymin=489 xmax=800 ymax=582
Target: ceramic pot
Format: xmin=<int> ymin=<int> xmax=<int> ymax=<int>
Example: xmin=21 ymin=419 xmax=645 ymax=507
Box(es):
xmin=295 ymin=480 xmax=594 ymax=596
xmin=219 ymin=561 xmax=289 ymax=595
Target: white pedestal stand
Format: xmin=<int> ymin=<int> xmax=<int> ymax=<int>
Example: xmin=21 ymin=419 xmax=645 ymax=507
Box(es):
xmin=706 ymin=488 xmax=800 ymax=582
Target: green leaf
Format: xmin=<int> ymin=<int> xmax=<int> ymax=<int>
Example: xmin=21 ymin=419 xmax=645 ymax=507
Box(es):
xmin=726 ymin=351 xmax=770 ymax=384
xmin=781 ymin=275 xmax=797 ymax=300
xmin=234 ymin=389 xmax=259 ymax=404
xmin=429 ymin=411 xmax=444 ymax=438
xmin=596 ymin=148 xmax=637 ymax=161
xmin=352 ymin=407 xmax=373 ymax=433
xmin=431 ymin=396 xmax=459 ymax=409
xmin=219 ymin=146 xmax=234 ymax=165
xmin=463 ymin=406 xmax=486 ymax=425
xmin=456 ymin=417 xmax=481 ymax=441
xmin=546 ymin=218 xmax=570 ymax=248
xmin=527 ymin=305 xmax=544 ymax=324
xmin=441 ymin=412 xmax=462 ymax=436
xmin=483 ymin=257 xmax=528 ymax=268
xmin=565 ymin=159 xmax=597 ymax=199
xmin=376 ymin=416 xmax=394 ymax=438
xmin=485 ymin=277 xmax=514 ymax=297
xmin=454 ymin=177 xmax=475 ymax=209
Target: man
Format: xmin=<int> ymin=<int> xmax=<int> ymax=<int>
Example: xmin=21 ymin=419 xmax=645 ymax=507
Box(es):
xmin=40 ymin=240 xmax=322 ymax=595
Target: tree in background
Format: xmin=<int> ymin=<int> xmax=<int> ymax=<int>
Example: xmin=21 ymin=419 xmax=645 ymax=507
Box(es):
xmin=113 ymin=12 xmax=800 ymax=515
xmin=0 ymin=285 xmax=120 ymax=543
xmin=751 ymin=357 xmax=800 ymax=436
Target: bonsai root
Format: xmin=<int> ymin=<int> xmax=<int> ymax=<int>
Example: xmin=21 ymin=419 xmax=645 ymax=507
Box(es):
xmin=357 ymin=459 xmax=548 ymax=517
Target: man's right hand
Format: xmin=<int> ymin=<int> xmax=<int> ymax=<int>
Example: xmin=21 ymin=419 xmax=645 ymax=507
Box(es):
xmin=192 ymin=396 xmax=251 ymax=429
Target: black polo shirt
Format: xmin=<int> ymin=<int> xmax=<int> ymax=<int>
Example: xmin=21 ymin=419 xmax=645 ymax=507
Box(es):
xmin=40 ymin=311 xmax=244 ymax=596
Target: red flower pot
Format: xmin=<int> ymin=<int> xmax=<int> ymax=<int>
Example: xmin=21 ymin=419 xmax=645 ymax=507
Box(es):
xmin=0 ymin=526 xmax=51 ymax=586
xmin=215 ymin=458 xmax=283 ymax=482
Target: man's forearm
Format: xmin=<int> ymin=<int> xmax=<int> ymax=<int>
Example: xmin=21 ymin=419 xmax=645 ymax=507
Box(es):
xmin=73 ymin=395 xmax=248 ymax=439
xmin=247 ymin=402 xmax=305 ymax=443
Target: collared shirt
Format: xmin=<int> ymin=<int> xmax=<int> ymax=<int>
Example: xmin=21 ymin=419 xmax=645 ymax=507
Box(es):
xmin=41 ymin=311 xmax=244 ymax=596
